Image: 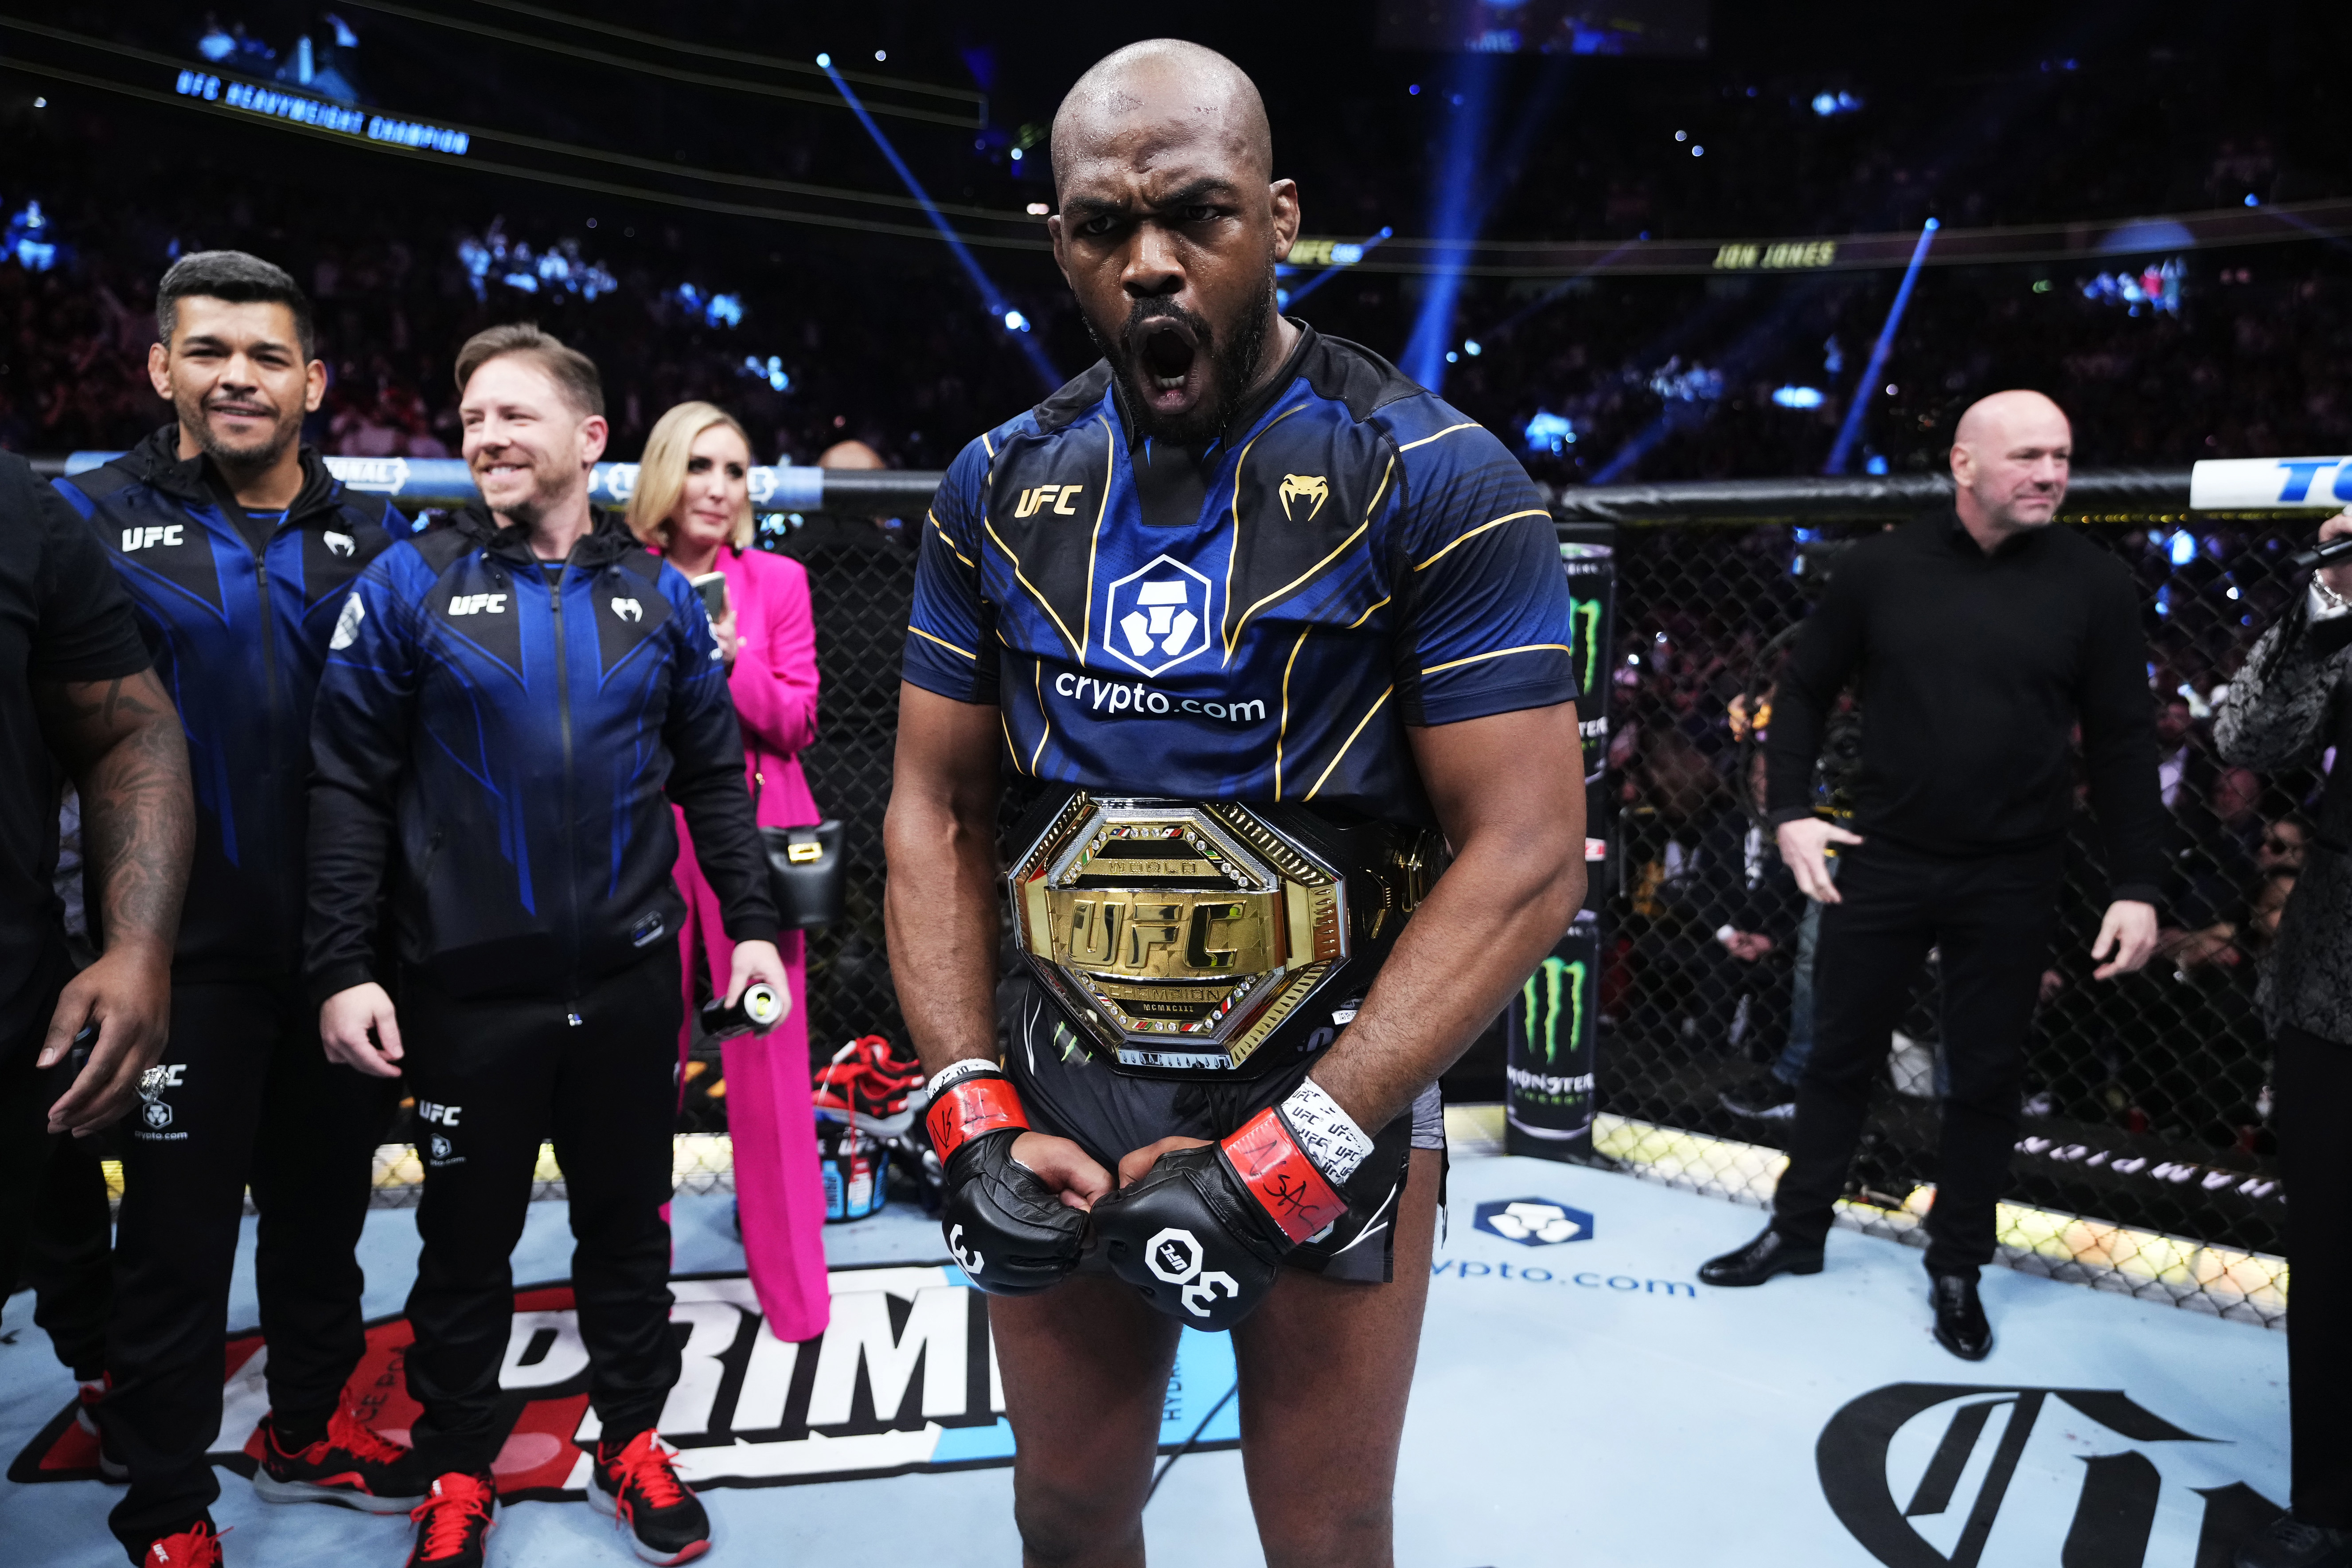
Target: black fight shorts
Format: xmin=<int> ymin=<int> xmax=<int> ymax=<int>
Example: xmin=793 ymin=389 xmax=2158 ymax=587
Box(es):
xmin=999 ymin=974 xmax=1444 ymax=1284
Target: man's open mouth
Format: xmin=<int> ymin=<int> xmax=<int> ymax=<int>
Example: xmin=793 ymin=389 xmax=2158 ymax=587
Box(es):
xmin=1134 ymin=318 xmax=1202 ymax=405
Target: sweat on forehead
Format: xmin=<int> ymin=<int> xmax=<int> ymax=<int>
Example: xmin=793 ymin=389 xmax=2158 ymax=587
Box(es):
xmin=1051 ymin=39 xmax=1272 ymax=190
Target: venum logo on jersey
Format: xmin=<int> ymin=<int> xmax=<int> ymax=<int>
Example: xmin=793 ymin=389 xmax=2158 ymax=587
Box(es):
xmin=1102 ymin=554 xmax=1214 ymax=678
xmin=9 ymin=1264 xmax=1241 ymax=1493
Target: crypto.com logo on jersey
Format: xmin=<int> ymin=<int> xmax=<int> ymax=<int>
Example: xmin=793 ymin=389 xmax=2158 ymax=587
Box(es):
xmin=1101 ymin=554 xmax=1215 ymax=679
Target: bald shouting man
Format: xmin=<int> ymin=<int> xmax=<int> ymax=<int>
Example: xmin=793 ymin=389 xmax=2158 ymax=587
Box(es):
xmin=887 ymin=39 xmax=1584 ymax=1567
xmin=1699 ymin=390 xmax=2164 ymax=1353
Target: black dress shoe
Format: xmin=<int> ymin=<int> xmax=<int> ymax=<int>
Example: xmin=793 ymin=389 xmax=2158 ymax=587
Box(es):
xmin=1930 ymin=1272 xmax=1993 ymax=1360
xmin=2237 ymin=1513 xmax=2352 ymax=1568
xmin=1699 ymin=1227 xmax=1824 ymax=1287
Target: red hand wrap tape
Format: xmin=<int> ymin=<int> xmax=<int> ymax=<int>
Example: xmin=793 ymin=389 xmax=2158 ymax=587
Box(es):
xmin=924 ymin=1075 xmax=1029 ymax=1160
xmin=1221 ymin=1107 xmax=1350 ymax=1244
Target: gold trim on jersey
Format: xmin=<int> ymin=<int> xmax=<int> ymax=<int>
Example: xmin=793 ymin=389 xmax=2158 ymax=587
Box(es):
xmin=927 ymin=510 xmax=973 ymax=568
xmin=1029 ymin=663 xmax=1052 ymax=774
xmin=1223 ymin=455 xmax=1392 ymax=668
xmin=1080 ymin=415 xmax=1114 ymax=664
xmin=1219 ymin=404 xmax=1309 ymax=660
xmin=1415 ymin=508 xmax=1550 ymax=573
xmin=983 ymin=519 xmax=1084 ymax=661
xmin=1275 ymin=625 xmax=1313 ymax=799
xmin=907 ymin=624 xmax=975 ymax=660
xmin=1306 ymin=686 xmax=1392 ymax=801
xmin=1420 ymin=642 xmax=1574 ymax=677
xmin=1396 ymin=420 xmax=1480 ymax=452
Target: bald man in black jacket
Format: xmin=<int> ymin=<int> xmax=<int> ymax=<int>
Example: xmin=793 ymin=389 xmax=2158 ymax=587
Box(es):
xmin=1699 ymin=390 xmax=2164 ymax=1361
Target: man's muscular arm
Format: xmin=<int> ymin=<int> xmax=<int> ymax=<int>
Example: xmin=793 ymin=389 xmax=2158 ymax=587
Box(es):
xmin=31 ymin=670 xmax=193 ymax=1134
xmin=1308 ymin=701 xmax=1587 ymax=1134
xmin=884 ymin=683 xmax=1110 ymax=1208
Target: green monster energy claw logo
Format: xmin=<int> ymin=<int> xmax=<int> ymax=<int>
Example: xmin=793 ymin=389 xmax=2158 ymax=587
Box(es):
xmin=1522 ymin=956 xmax=1588 ymax=1065
xmin=1568 ymin=596 xmax=1602 ymax=696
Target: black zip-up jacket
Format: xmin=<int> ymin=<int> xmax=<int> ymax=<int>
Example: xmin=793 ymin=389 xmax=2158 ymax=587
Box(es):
xmin=51 ymin=426 xmax=414 ymax=980
xmin=1764 ymin=511 xmax=2166 ymax=903
xmin=305 ymin=504 xmax=778 ymax=1003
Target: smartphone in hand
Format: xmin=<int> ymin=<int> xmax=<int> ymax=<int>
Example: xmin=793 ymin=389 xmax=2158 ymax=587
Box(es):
xmin=691 ymin=571 xmax=728 ymax=620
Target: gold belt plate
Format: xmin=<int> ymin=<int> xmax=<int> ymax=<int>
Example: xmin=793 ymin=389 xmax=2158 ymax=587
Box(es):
xmin=1008 ymin=797 xmax=1350 ymax=1072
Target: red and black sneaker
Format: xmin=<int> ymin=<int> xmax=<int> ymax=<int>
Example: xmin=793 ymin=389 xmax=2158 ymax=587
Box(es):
xmin=253 ymin=1408 xmax=424 ymax=1513
xmin=813 ymin=1035 xmax=924 ymax=1136
xmin=143 ymin=1521 xmax=225 ymax=1567
xmin=406 ymin=1472 xmax=497 ymax=1568
xmin=78 ymin=1376 xmax=127 ymax=1482
xmin=589 ymin=1429 xmax=710 ymax=1564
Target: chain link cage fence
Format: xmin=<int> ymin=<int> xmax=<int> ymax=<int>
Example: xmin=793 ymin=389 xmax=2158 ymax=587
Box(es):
xmin=334 ymin=485 xmax=2320 ymax=1328
xmin=1553 ymin=506 xmax=2322 ymax=1327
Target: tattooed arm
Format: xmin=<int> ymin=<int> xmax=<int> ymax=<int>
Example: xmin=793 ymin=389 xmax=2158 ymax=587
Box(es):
xmin=31 ymin=669 xmax=193 ymax=1135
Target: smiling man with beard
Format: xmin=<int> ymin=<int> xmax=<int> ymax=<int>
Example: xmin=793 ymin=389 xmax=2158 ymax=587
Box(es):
xmin=887 ymin=40 xmax=1587 ymax=1566
xmin=54 ymin=251 xmax=426 ymax=1568
xmin=307 ymin=325 xmax=784 ymax=1568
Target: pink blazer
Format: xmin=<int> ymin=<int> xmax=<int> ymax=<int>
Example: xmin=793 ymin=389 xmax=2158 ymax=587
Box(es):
xmin=694 ymin=545 xmax=822 ymax=828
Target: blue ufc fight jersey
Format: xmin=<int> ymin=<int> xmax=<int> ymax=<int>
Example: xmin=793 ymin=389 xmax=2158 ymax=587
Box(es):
xmin=903 ymin=326 xmax=1579 ymax=825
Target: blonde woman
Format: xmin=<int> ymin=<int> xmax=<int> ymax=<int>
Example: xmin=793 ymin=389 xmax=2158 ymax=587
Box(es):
xmin=628 ymin=401 xmax=827 ymax=1341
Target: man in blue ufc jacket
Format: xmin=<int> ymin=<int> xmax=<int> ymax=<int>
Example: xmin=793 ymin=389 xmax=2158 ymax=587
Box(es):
xmin=308 ymin=324 xmax=781 ymax=1568
xmin=53 ymin=252 xmax=422 ymax=1568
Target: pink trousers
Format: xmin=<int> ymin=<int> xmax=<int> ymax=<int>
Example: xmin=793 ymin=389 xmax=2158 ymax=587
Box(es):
xmin=674 ymin=846 xmax=831 ymax=1342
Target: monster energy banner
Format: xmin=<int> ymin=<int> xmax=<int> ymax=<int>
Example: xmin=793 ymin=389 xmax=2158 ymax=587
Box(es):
xmin=1505 ymin=911 xmax=1600 ymax=1158
xmin=1556 ymin=524 xmax=1615 ymax=787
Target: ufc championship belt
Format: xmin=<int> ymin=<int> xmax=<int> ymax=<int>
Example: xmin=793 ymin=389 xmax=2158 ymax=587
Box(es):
xmin=1007 ymin=793 xmax=1442 ymax=1075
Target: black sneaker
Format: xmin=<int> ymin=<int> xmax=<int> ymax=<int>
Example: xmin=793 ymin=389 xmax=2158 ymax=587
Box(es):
xmin=406 ymin=1472 xmax=497 ymax=1568
xmin=253 ymin=1408 xmax=424 ymax=1513
xmin=1720 ymin=1075 xmax=1798 ymax=1120
xmin=590 ymin=1429 xmax=710 ymax=1564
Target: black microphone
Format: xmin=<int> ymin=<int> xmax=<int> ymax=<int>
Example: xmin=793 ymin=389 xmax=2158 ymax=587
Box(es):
xmin=699 ymin=983 xmax=785 ymax=1039
xmin=2285 ymin=535 xmax=2352 ymax=573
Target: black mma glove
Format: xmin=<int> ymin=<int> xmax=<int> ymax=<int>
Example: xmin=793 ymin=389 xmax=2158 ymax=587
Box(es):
xmin=1092 ymin=1080 xmax=1371 ymax=1333
xmin=925 ymin=1061 xmax=1087 ymax=1296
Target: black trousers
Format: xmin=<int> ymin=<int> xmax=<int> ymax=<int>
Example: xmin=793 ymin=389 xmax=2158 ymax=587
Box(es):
xmin=1771 ymin=839 xmax=2063 ymax=1276
xmin=2274 ymin=1022 xmax=2352 ymax=1528
xmin=109 ymin=980 xmax=398 ymax=1556
xmin=0 ymin=1050 xmax=70 ymax=1313
xmin=26 ymin=1129 xmax=115 ymax=1378
xmin=399 ymin=949 xmax=683 ymax=1476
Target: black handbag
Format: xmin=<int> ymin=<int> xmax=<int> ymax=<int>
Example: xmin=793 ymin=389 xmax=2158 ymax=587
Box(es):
xmin=753 ymin=771 xmax=844 ymax=930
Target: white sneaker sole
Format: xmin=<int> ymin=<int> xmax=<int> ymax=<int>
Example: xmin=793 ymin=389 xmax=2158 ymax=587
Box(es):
xmin=251 ymin=1470 xmax=419 ymax=1514
xmin=587 ymin=1478 xmax=711 ymax=1564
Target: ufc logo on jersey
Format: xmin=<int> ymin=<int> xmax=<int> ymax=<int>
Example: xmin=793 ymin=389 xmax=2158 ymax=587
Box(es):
xmin=1014 ymin=484 xmax=1084 ymax=518
xmin=417 ymin=1100 xmax=462 ymax=1127
xmin=449 ymin=593 xmax=506 ymax=616
xmin=121 ymin=525 xmax=184 ymax=552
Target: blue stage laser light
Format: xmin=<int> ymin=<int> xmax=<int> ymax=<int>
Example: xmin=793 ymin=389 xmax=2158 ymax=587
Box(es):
xmin=821 ymin=61 xmax=1059 ymax=392
xmin=1824 ymin=218 xmax=1938 ymax=475
xmin=1400 ymin=55 xmax=1503 ymax=390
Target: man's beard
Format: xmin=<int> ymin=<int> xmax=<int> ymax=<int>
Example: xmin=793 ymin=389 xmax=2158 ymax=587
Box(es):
xmin=178 ymin=390 xmax=297 ymax=475
xmin=480 ymin=458 xmax=572 ymax=530
xmin=1088 ymin=276 xmax=1275 ymax=447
